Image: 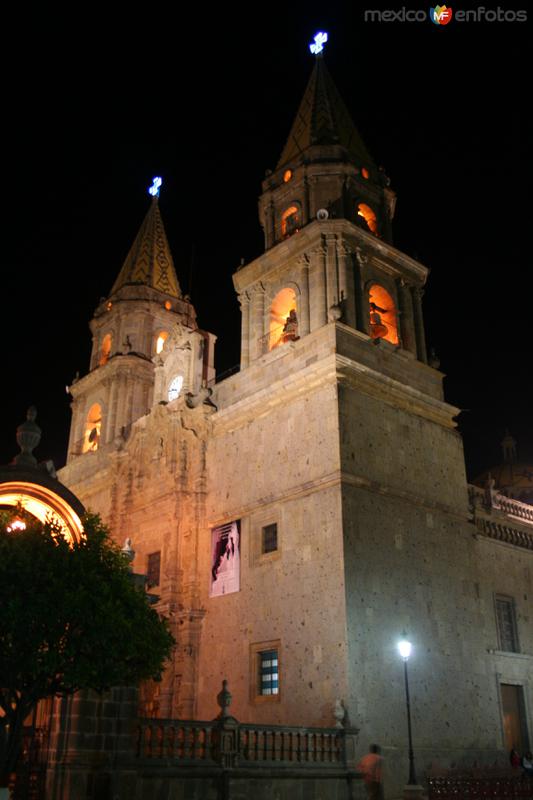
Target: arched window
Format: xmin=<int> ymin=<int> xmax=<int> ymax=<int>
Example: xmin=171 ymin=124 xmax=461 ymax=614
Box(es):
xmin=269 ymin=287 xmax=299 ymax=350
xmin=156 ymin=331 xmax=168 ymax=354
xmin=99 ymin=334 xmax=112 ymax=366
xmin=281 ymin=206 xmax=300 ymax=238
xmin=368 ymin=285 xmax=399 ymax=345
xmin=357 ymin=203 xmax=379 ymax=235
xmin=82 ymin=403 xmax=102 ymax=453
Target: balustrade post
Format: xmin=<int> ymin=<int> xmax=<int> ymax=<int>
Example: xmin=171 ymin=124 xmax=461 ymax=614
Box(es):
xmin=211 ymin=680 xmax=240 ymax=770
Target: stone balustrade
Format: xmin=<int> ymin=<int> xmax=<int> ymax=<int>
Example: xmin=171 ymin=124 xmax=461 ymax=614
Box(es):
xmin=137 ymin=718 xmax=345 ymax=768
xmin=138 ymin=720 xmax=216 ymax=762
xmin=469 ymin=484 xmax=533 ymax=525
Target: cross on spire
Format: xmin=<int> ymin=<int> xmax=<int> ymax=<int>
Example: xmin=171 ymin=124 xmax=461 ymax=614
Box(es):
xmin=309 ymin=31 xmax=328 ymax=55
xmin=148 ymin=176 xmax=162 ymax=198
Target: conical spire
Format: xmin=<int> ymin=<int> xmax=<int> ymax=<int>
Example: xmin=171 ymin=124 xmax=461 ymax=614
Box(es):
xmin=110 ymin=198 xmax=181 ymax=298
xmin=277 ymin=57 xmax=375 ymax=170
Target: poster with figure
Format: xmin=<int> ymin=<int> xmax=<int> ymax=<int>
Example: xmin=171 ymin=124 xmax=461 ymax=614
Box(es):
xmin=210 ymin=520 xmax=240 ymax=597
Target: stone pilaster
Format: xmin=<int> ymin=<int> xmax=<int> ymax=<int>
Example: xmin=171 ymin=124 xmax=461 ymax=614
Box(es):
xmin=354 ymin=247 xmax=369 ymax=334
xmin=397 ymin=279 xmax=416 ymax=354
xmin=238 ymin=291 xmax=251 ymax=369
xmin=325 ymin=233 xmax=338 ymax=314
xmin=249 ymin=282 xmax=266 ymax=360
xmin=302 ymin=173 xmax=310 ymax=225
xmin=264 ymin=201 xmax=275 ymax=250
xmin=411 ymin=286 xmax=428 ymax=363
xmin=297 ymin=255 xmax=311 ymax=336
xmin=309 ymin=242 xmax=327 ymax=331
xmin=338 ymin=243 xmax=356 ymax=328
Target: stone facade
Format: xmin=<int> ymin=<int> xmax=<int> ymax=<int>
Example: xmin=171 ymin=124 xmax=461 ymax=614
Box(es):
xmin=57 ymin=57 xmax=533 ymax=799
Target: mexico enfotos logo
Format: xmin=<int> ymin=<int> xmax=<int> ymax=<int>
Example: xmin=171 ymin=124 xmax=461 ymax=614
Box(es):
xmin=364 ymin=6 xmax=527 ymax=22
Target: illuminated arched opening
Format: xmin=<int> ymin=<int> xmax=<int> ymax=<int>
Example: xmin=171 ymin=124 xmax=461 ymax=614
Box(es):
xmin=281 ymin=206 xmax=300 ymax=238
xmin=82 ymin=403 xmax=102 ymax=453
xmin=99 ymin=334 xmax=112 ymax=366
xmin=269 ymin=287 xmax=298 ymax=350
xmin=357 ymin=203 xmax=379 ymax=235
xmin=0 ymin=481 xmax=84 ymax=544
xmin=156 ymin=331 xmax=169 ymax=354
xmin=368 ymin=285 xmax=399 ymax=345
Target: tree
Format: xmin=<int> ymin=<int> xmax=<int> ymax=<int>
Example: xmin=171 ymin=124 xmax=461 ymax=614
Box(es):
xmin=0 ymin=509 xmax=175 ymax=788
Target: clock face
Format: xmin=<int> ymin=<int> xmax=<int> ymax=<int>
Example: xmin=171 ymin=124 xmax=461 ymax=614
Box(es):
xmin=168 ymin=375 xmax=184 ymax=401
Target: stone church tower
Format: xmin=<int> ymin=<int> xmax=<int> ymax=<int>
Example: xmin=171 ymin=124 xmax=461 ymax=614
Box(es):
xmin=59 ymin=54 xmax=533 ymax=796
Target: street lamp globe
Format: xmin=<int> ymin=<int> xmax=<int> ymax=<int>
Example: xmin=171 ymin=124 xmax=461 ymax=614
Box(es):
xmin=398 ymin=638 xmax=412 ymax=660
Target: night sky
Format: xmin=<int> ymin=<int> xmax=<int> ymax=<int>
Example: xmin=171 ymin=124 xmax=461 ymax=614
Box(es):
xmin=2 ymin=5 xmax=530 ymax=480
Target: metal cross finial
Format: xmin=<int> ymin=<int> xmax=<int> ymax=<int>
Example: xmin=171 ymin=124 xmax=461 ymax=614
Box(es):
xmin=309 ymin=31 xmax=328 ymax=55
xmin=148 ymin=176 xmax=162 ymax=197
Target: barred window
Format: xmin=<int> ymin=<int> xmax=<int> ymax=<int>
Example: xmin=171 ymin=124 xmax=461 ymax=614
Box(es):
xmin=147 ymin=551 xmax=161 ymax=588
xmin=495 ymin=595 xmax=519 ymax=653
xmin=259 ymin=649 xmax=279 ymax=696
xmin=262 ymin=523 xmax=278 ymax=554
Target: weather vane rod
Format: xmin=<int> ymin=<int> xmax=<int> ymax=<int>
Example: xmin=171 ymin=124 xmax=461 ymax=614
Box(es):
xmin=148 ymin=176 xmax=162 ymax=197
xmin=309 ymin=31 xmax=328 ymax=55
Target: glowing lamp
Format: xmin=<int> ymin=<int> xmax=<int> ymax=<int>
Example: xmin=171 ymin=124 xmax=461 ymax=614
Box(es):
xmin=148 ymin=176 xmax=162 ymax=197
xmin=309 ymin=32 xmax=328 ymax=55
xmin=7 ymin=519 xmax=26 ymax=533
xmin=398 ymin=638 xmax=412 ymax=660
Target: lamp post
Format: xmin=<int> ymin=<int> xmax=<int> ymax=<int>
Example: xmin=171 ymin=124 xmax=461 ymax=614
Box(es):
xmin=398 ymin=635 xmax=417 ymax=786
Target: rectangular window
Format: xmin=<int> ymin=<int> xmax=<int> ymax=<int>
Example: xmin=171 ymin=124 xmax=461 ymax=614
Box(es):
xmin=147 ymin=551 xmax=161 ymax=588
xmin=259 ymin=649 xmax=279 ymax=696
xmin=495 ymin=596 xmax=519 ymax=653
xmin=250 ymin=640 xmax=281 ymax=702
xmin=261 ymin=523 xmax=278 ymax=554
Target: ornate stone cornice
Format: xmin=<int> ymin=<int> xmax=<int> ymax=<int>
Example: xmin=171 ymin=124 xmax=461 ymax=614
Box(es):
xmin=336 ymin=354 xmax=458 ymax=430
xmin=69 ymin=355 xmax=154 ymax=399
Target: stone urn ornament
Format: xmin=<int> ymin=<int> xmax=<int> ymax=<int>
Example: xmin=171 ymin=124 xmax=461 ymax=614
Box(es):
xmin=334 ymin=698 xmax=345 ymax=728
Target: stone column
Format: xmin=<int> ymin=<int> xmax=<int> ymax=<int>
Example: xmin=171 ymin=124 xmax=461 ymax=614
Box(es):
xmin=107 ymin=374 xmax=121 ymax=444
xmin=338 ymin=244 xmax=356 ymax=328
xmin=308 ymin=176 xmax=318 ymax=221
xmin=249 ymin=283 xmax=266 ymax=360
xmin=172 ymin=609 xmax=205 ymax=718
xmin=411 ymin=286 xmax=428 ymax=363
xmin=238 ymin=291 xmax=251 ymax=369
xmin=297 ymin=256 xmax=311 ymax=336
xmin=309 ymin=242 xmax=327 ymax=331
xmin=397 ymin=279 xmax=416 ymax=354
xmin=325 ymin=234 xmax=338 ymax=316
xmin=66 ymin=399 xmax=79 ymax=460
xmin=264 ymin=202 xmax=275 ymax=249
xmin=354 ymin=247 xmax=368 ymax=334
xmin=302 ymin=173 xmax=310 ymax=225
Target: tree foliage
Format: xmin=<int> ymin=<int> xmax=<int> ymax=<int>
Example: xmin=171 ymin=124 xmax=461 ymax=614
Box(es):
xmin=0 ymin=509 xmax=175 ymax=784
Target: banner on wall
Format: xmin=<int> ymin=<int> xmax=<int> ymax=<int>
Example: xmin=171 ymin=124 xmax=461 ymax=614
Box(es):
xmin=210 ymin=520 xmax=240 ymax=597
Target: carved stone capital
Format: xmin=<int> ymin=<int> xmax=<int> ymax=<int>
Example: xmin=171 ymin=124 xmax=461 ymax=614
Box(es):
xmin=338 ymin=243 xmax=354 ymax=258
xmin=355 ymin=246 xmax=369 ymax=267
xmin=249 ymin=281 xmax=265 ymax=297
xmin=237 ymin=291 xmax=251 ymax=309
xmin=297 ymin=253 xmax=311 ymax=269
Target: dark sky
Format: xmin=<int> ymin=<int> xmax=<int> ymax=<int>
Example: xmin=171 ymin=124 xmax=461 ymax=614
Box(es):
xmin=1 ymin=4 xmax=530 ymax=480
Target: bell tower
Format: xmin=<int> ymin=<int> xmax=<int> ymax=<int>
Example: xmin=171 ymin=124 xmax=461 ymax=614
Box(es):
xmin=66 ymin=183 xmax=200 ymax=460
xmin=235 ymin=53 xmax=426 ymax=369
xmin=259 ymin=54 xmax=396 ymax=250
